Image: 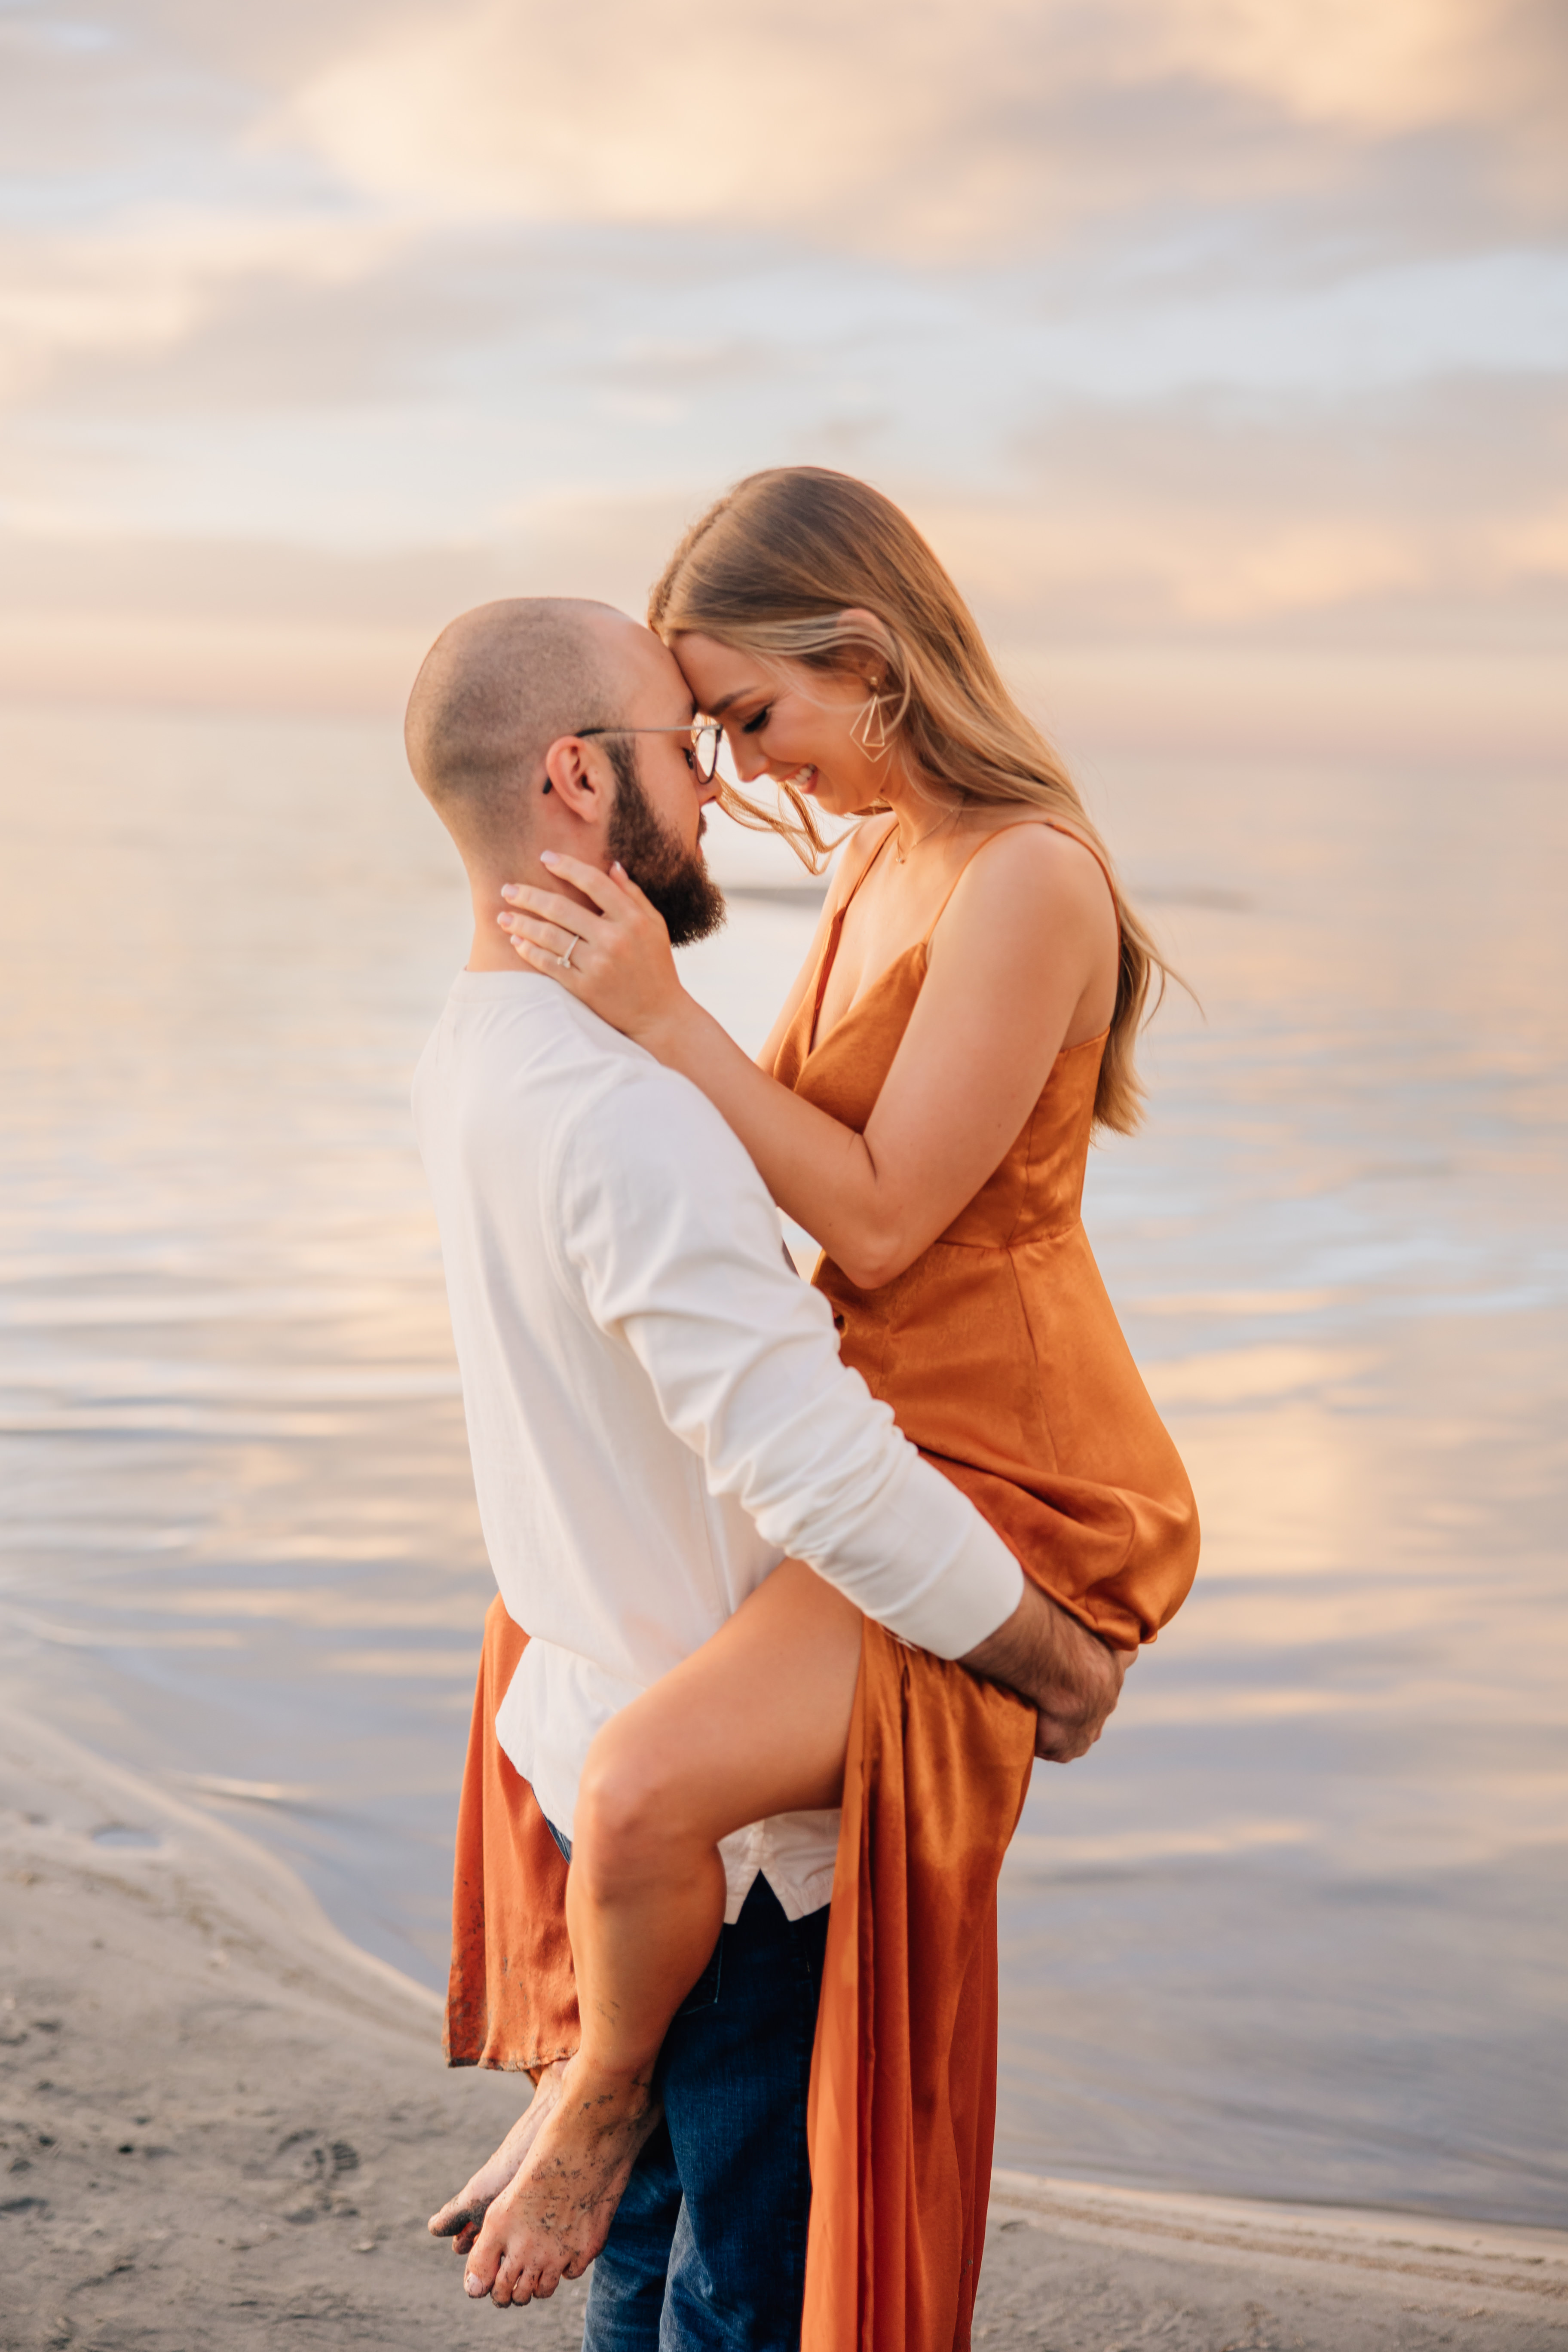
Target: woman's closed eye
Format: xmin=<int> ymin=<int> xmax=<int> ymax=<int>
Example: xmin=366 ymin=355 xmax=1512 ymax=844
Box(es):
xmin=740 ymin=706 xmax=772 ymax=736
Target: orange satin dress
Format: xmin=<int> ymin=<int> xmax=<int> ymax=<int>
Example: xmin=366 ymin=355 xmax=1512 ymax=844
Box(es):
xmin=781 ymin=821 xmax=1199 ymax=2352
xmin=444 ymin=818 xmax=1199 ymax=2352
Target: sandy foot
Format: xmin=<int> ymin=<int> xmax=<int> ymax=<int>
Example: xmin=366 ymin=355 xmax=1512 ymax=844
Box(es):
xmin=460 ymin=2058 xmax=663 ymax=2306
xmin=426 ymin=2058 xmax=570 ymax=2255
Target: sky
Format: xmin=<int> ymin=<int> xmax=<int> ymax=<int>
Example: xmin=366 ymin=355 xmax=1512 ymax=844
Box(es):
xmin=0 ymin=0 xmax=1564 ymax=757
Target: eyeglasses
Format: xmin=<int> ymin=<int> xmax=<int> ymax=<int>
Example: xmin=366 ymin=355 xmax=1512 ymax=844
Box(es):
xmin=576 ymin=720 xmax=723 ymax=784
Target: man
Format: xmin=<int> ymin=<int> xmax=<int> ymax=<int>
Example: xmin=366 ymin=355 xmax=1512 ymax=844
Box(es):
xmin=407 ymin=597 xmax=1123 ymax=2343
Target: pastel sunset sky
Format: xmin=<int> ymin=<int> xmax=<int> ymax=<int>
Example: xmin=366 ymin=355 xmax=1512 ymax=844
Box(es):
xmin=3 ymin=0 xmax=1564 ymax=759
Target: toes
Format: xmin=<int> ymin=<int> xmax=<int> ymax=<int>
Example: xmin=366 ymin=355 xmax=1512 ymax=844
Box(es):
xmin=429 ymin=2197 xmax=480 ymax=2240
xmin=463 ymin=2236 xmax=501 ymax=2300
xmin=465 ymin=2209 xmax=528 ymax=2303
xmin=490 ymin=2249 xmax=543 ymax=2309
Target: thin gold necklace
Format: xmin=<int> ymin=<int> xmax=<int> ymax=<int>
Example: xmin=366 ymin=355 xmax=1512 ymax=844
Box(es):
xmin=892 ymin=803 xmax=963 ymax=864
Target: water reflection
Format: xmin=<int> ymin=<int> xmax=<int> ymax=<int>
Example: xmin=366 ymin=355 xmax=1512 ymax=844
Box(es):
xmin=0 ymin=705 xmax=1562 ymax=2223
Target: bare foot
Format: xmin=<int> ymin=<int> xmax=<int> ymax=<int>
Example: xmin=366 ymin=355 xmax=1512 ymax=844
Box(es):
xmin=427 ymin=2060 xmax=570 ymax=2257
xmin=460 ymin=2055 xmax=662 ymax=2306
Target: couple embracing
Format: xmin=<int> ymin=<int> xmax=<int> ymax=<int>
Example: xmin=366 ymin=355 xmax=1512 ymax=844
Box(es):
xmin=407 ymin=467 xmax=1199 ymax=2351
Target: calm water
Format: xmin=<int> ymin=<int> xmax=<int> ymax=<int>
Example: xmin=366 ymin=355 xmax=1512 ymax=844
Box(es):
xmin=1 ymin=702 xmax=1564 ymax=2225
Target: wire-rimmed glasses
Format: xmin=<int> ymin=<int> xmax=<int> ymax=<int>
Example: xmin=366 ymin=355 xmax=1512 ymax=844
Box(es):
xmin=576 ymin=720 xmax=723 ymax=782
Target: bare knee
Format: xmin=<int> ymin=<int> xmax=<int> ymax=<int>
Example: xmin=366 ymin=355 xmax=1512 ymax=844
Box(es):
xmin=573 ymin=1717 xmax=702 ymax=1897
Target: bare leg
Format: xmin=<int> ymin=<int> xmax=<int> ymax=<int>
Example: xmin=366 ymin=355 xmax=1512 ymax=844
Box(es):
xmin=427 ymin=2059 xmax=569 ymax=2255
xmin=460 ymin=1560 xmax=863 ymax=2306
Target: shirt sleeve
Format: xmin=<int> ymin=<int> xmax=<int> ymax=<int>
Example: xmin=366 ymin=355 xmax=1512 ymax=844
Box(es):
xmin=554 ymin=1064 xmax=1023 ymax=1659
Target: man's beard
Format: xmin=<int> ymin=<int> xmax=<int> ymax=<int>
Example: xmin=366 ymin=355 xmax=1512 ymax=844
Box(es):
xmin=605 ymin=738 xmax=727 ymax=948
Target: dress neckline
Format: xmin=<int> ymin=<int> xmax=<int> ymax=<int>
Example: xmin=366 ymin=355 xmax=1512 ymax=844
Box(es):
xmin=804 ymin=816 xmax=1117 ymax=1064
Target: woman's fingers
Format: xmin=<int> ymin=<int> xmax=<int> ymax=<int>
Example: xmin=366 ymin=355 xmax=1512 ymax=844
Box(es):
xmin=493 ymin=850 xmax=681 ymax=1040
xmin=500 ymin=882 xmax=603 ymax=931
xmin=538 ymin=850 xmax=640 ymax=908
xmin=500 ymin=849 xmax=639 ymax=918
xmin=511 ymin=935 xmax=578 ymax=982
xmin=502 ymin=913 xmax=583 ymax=964
xmin=502 ymin=913 xmax=595 ymax=992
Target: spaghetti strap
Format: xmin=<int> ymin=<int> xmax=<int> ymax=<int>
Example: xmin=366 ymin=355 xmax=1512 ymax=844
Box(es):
xmin=805 ymin=813 xmax=1118 ymax=1059
xmin=838 ymin=818 xmax=898 ymax=916
xmin=921 ymin=817 xmax=1120 ymax=944
xmin=805 ymin=822 xmax=898 ymax=1051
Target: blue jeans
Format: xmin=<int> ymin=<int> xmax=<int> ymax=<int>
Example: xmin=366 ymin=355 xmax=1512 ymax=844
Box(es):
xmin=545 ymin=1825 xmax=829 ymax=2352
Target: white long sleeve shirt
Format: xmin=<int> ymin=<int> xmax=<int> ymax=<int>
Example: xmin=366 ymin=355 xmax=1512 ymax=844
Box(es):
xmin=413 ymin=970 xmax=1023 ymax=1919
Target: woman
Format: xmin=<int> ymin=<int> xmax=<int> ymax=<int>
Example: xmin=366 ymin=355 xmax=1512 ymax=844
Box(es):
xmin=450 ymin=469 xmax=1199 ymax=2340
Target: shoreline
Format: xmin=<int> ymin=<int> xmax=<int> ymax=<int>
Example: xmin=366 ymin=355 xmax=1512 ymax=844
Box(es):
xmin=3 ymin=1712 xmax=1565 ymax=2351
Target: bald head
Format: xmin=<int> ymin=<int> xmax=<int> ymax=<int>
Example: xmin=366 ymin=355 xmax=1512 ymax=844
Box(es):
xmin=405 ymin=596 xmax=630 ymax=848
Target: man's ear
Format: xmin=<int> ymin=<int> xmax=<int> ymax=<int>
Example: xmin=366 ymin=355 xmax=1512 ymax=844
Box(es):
xmin=541 ymin=735 xmax=611 ymax=824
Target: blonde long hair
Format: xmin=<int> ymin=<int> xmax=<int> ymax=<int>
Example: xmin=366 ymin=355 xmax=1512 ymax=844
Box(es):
xmin=649 ymin=465 xmax=1171 ymax=1134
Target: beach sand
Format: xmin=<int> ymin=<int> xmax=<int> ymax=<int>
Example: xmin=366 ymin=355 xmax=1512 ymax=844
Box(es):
xmin=4 ymin=1711 xmax=1565 ymax=2352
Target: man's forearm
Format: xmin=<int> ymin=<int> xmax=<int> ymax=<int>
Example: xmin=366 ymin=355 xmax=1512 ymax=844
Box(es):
xmin=587 ymin=1100 xmax=1026 ymax=1662
xmin=961 ymin=1581 xmax=1129 ymax=1762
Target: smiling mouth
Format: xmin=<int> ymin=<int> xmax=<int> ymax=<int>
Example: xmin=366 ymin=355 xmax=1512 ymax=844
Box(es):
xmin=774 ymin=764 xmax=817 ymax=793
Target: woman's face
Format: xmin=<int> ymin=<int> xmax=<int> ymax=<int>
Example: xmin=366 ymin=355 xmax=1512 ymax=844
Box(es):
xmin=669 ymin=632 xmax=893 ymax=821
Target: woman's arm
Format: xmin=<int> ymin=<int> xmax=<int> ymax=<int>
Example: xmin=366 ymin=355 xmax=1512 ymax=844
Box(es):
xmin=504 ymin=825 xmax=1115 ymax=1290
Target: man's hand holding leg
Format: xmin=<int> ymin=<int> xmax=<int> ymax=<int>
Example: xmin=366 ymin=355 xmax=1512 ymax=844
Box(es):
xmin=961 ymin=1584 xmax=1130 ymax=1762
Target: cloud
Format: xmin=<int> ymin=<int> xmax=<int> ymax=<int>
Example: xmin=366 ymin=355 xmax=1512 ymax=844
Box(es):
xmin=0 ymin=209 xmax=416 ymax=412
xmin=3 ymin=0 xmax=1560 ymax=437
xmin=1129 ymin=0 xmax=1519 ymax=134
xmin=947 ymin=375 xmax=1568 ymax=632
xmin=278 ymin=0 xmax=1568 ymax=252
xmin=3 ymin=372 xmax=1559 ymax=662
xmin=0 ymin=0 xmax=1560 ymax=759
xmin=285 ymin=1 xmax=954 ymax=240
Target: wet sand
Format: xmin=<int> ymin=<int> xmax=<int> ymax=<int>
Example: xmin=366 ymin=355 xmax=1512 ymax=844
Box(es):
xmin=3 ymin=1711 xmax=1565 ymax=2352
